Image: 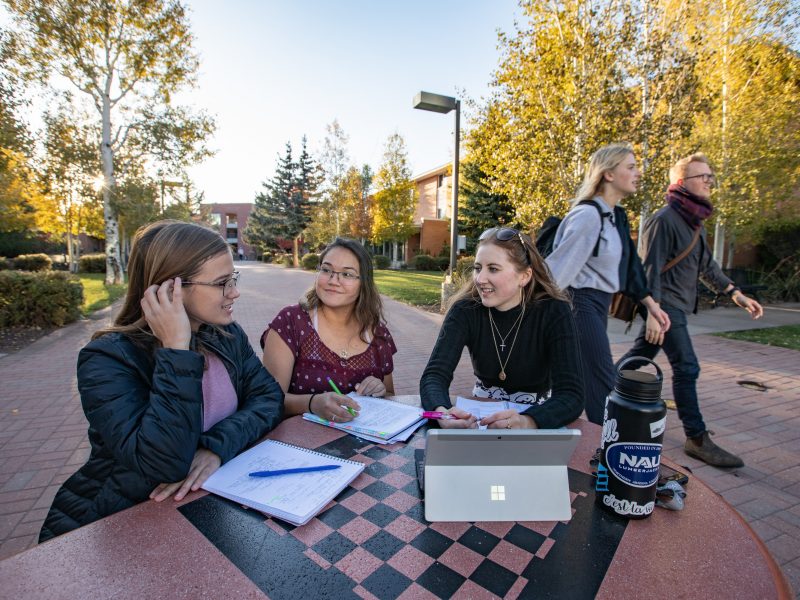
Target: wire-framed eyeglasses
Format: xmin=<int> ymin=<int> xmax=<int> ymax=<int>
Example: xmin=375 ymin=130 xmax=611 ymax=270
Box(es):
xmin=683 ymin=173 xmax=716 ymax=186
xmin=479 ymin=227 xmax=532 ymax=265
xmin=318 ymin=266 xmax=361 ymax=283
xmin=183 ymin=271 xmax=240 ymax=295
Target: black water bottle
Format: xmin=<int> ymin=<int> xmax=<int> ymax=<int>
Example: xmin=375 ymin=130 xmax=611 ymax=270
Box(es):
xmin=595 ymin=357 xmax=667 ymax=519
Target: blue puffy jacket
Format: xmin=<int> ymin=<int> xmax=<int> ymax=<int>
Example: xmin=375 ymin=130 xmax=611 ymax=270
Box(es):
xmin=39 ymin=322 xmax=284 ymax=541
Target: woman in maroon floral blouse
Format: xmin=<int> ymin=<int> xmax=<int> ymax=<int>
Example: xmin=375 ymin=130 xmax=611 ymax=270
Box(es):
xmin=261 ymin=238 xmax=397 ymax=422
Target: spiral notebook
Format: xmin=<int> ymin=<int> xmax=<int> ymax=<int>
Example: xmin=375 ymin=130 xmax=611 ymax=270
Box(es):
xmin=303 ymin=393 xmax=426 ymax=443
xmin=201 ymin=439 xmax=364 ymax=526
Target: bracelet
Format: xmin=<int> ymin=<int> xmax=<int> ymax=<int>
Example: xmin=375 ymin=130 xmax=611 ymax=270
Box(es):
xmin=727 ymin=286 xmax=742 ymax=297
xmin=308 ymin=393 xmax=318 ymax=415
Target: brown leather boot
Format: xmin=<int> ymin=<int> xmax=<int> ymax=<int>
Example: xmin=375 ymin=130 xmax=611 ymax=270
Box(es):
xmin=684 ymin=432 xmax=744 ymax=468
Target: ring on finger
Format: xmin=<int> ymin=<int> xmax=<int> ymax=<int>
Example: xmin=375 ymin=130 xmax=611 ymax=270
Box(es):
xmin=506 ymin=421 xmax=513 ymax=429
xmin=331 ymin=414 xmax=336 ymax=422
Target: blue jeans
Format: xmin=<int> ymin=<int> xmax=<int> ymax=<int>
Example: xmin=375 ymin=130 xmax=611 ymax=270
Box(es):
xmin=619 ymin=304 xmax=706 ymax=438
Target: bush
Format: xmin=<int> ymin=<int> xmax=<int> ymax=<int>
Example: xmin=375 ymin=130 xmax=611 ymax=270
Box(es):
xmin=754 ymin=218 xmax=800 ymax=302
xmin=260 ymin=252 xmax=273 ymax=264
xmin=301 ymin=253 xmax=320 ymax=271
xmin=411 ymin=254 xmax=436 ymax=271
xmin=279 ymin=254 xmax=293 ymax=267
xmin=13 ymin=253 xmax=52 ymax=272
xmin=434 ymin=256 xmax=450 ymax=271
xmin=373 ymin=254 xmax=390 ymax=269
xmin=456 ymin=256 xmax=475 ymax=277
xmin=79 ymin=253 xmax=107 ymax=273
xmin=0 ymin=271 xmax=84 ymax=328
xmin=0 ymin=257 xmax=9 ymax=271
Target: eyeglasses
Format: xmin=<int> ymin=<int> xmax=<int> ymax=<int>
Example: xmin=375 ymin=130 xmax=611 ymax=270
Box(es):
xmin=479 ymin=227 xmax=532 ymax=265
xmin=683 ymin=173 xmax=716 ymax=186
xmin=183 ymin=271 xmax=240 ymax=296
xmin=318 ymin=266 xmax=361 ymax=283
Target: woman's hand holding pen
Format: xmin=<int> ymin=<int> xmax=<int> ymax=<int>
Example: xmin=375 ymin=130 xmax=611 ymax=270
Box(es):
xmin=311 ymin=392 xmax=360 ymax=422
xmin=141 ymin=278 xmax=191 ymax=350
xmin=436 ymin=406 xmax=477 ymax=429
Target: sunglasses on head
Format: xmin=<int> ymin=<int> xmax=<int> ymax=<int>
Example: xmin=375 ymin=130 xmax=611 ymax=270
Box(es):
xmin=479 ymin=227 xmax=532 ymax=265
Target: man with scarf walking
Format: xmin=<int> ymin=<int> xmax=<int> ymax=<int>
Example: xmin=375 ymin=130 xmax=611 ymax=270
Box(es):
xmin=619 ymin=153 xmax=763 ymax=468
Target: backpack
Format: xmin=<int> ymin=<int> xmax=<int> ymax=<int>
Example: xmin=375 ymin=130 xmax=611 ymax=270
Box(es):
xmin=535 ymin=199 xmax=609 ymax=258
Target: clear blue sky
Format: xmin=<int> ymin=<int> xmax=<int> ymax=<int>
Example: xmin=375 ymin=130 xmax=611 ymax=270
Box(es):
xmin=181 ymin=0 xmax=521 ymax=204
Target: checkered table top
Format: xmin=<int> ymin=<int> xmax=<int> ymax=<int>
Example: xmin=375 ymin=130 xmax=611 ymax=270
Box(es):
xmin=180 ymin=425 xmax=625 ymax=599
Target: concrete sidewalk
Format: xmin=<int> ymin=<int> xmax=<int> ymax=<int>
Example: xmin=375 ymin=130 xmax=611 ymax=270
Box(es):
xmin=1 ymin=262 xmax=799 ymax=591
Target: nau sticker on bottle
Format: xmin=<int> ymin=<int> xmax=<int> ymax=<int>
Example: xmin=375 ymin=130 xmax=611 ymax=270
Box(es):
xmin=606 ymin=442 xmax=662 ymax=488
xmin=649 ymin=416 xmax=666 ymax=438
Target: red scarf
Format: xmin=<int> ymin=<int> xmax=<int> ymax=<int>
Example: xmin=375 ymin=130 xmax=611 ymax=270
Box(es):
xmin=665 ymin=184 xmax=713 ymax=229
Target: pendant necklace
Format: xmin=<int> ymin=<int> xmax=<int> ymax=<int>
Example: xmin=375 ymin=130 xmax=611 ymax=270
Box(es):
xmin=488 ymin=301 xmax=525 ymax=381
xmin=488 ymin=305 xmax=524 ymax=352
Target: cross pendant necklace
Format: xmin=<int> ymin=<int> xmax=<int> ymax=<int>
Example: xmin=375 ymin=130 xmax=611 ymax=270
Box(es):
xmin=499 ymin=341 xmax=506 ymax=352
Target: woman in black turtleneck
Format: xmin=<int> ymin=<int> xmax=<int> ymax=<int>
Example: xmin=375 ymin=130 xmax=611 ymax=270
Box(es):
xmin=420 ymin=227 xmax=584 ymax=429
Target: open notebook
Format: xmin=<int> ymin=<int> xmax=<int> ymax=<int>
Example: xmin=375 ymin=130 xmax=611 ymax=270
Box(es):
xmin=201 ymin=440 xmax=364 ymax=526
xmin=303 ymin=394 xmax=426 ymax=443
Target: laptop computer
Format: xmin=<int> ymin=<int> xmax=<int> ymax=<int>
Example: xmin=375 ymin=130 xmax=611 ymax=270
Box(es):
xmin=422 ymin=429 xmax=581 ymax=522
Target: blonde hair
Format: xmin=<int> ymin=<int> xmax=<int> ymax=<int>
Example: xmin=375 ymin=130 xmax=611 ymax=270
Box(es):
xmin=447 ymin=228 xmax=569 ymax=311
xmin=669 ymin=153 xmax=712 ymax=184
xmin=573 ymin=142 xmax=635 ymax=206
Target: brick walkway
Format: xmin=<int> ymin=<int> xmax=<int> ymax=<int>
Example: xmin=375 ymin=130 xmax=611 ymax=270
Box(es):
xmin=1 ymin=262 xmax=798 ymax=591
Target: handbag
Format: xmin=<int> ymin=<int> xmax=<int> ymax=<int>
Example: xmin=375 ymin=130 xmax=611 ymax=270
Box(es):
xmin=609 ymin=228 xmax=701 ymax=325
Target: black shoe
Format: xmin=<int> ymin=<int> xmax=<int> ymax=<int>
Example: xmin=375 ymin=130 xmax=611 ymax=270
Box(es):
xmin=684 ymin=432 xmax=744 ymax=468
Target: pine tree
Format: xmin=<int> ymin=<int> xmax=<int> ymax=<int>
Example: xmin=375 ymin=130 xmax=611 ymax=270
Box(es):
xmin=458 ymin=160 xmax=515 ymax=252
xmin=245 ymin=143 xmax=295 ymax=257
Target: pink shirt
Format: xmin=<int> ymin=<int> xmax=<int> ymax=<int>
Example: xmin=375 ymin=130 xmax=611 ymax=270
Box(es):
xmin=262 ymin=304 xmax=397 ymax=395
xmin=201 ymin=352 xmax=238 ymax=431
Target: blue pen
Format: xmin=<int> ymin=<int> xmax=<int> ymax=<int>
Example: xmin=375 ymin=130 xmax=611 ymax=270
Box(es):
xmin=249 ymin=465 xmax=341 ymax=478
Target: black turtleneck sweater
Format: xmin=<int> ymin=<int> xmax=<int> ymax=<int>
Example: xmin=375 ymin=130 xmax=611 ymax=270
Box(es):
xmin=420 ymin=297 xmax=584 ymax=429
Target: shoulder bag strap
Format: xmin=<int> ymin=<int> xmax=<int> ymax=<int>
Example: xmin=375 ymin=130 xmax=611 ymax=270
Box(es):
xmin=661 ymin=227 xmax=701 ymax=274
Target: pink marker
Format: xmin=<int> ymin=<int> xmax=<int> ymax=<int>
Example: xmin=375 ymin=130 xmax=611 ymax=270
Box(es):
xmin=421 ymin=411 xmax=459 ymax=420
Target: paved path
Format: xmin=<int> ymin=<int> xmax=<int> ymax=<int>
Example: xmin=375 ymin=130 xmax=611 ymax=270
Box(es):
xmin=1 ymin=262 xmax=799 ymax=592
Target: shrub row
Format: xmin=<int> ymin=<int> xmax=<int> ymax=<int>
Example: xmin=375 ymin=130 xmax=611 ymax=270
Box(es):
xmin=79 ymin=253 xmax=107 ymax=273
xmin=0 ymin=271 xmax=84 ymax=328
xmin=410 ymin=254 xmax=450 ymax=271
xmin=9 ymin=253 xmax=53 ymax=272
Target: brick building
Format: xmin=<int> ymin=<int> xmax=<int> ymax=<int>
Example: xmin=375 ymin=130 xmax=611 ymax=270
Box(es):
xmin=202 ymin=203 xmax=255 ymax=259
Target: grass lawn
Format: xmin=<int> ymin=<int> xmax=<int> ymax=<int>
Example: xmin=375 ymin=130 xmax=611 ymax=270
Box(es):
xmin=374 ymin=270 xmax=444 ymax=307
xmin=78 ymin=273 xmax=127 ymax=315
xmin=714 ymin=325 xmax=800 ymax=352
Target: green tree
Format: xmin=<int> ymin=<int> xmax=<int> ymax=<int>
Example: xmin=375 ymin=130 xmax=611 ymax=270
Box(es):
xmin=6 ymin=0 xmax=215 ymax=284
xmin=246 ymin=143 xmax=295 ymax=259
xmin=319 ymin=119 xmax=350 ymax=237
xmin=679 ymin=0 xmax=800 ymax=265
xmin=0 ymin=27 xmax=37 ymax=233
xmin=37 ymin=107 xmax=104 ymax=271
xmin=372 ymin=133 xmax=416 ymax=262
xmin=458 ymin=160 xmax=515 ymax=251
xmin=469 ymin=0 xmax=634 ymax=228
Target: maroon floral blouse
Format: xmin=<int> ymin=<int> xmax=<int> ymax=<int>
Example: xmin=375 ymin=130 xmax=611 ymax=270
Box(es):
xmin=261 ymin=304 xmax=397 ymax=394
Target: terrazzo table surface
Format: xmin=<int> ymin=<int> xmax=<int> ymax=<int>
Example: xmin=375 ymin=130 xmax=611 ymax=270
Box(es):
xmin=0 ymin=415 xmax=791 ymax=599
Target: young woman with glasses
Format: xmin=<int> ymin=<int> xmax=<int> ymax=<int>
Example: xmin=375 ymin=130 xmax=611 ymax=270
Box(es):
xmin=39 ymin=220 xmax=284 ymax=541
xmin=419 ymin=227 xmax=584 ymax=430
xmin=545 ymin=143 xmax=671 ymax=425
xmin=261 ymin=238 xmax=396 ymax=423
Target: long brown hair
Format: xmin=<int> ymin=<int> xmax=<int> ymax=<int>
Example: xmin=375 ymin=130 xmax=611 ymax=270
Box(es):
xmin=94 ymin=220 xmax=231 ymax=346
xmin=301 ymin=238 xmax=386 ymax=343
xmin=448 ymin=227 xmax=568 ymax=311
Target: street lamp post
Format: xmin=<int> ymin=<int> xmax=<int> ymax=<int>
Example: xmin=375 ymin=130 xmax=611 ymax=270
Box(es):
xmin=413 ymin=91 xmax=460 ymax=277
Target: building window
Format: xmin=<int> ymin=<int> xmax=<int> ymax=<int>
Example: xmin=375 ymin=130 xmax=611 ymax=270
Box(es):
xmin=226 ymin=228 xmax=238 ymax=240
xmin=226 ymin=213 xmax=238 ymax=226
xmin=437 ymin=174 xmax=444 ymax=187
xmin=209 ymin=213 xmax=221 ymax=228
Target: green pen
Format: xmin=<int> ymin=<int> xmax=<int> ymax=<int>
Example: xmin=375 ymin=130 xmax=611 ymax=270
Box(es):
xmin=327 ymin=377 xmax=358 ymax=417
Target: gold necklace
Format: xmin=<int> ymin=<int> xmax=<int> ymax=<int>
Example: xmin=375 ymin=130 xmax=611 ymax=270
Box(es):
xmin=488 ymin=302 xmax=525 ymax=381
xmin=488 ymin=307 xmax=525 ymax=352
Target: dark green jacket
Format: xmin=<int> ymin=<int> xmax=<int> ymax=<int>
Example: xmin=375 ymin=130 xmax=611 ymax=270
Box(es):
xmin=39 ymin=322 xmax=284 ymax=541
